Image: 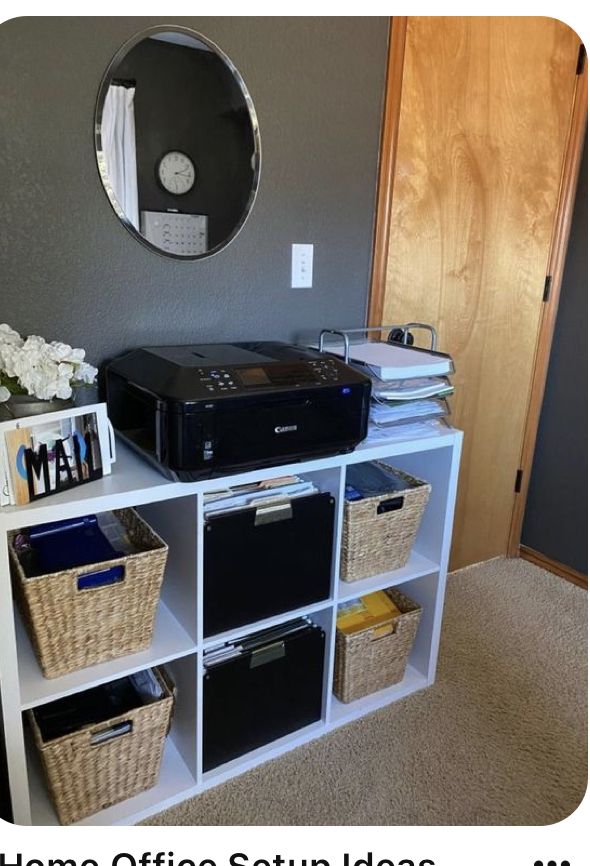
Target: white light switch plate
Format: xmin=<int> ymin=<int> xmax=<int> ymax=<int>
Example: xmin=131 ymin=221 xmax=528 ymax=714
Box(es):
xmin=291 ymin=243 xmax=314 ymax=288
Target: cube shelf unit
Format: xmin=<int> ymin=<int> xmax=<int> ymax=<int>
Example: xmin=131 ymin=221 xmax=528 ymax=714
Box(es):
xmin=0 ymin=425 xmax=462 ymax=825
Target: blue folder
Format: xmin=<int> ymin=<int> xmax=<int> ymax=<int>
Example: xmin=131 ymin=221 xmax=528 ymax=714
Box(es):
xmin=28 ymin=515 xmax=124 ymax=588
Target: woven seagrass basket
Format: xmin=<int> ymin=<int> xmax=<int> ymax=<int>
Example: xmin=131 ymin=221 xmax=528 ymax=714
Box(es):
xmin=333 ymin=586 xmax=422 ymax=703
xmin=340 ymin=463 xmax=430 ymax=582
xmin=9 ymin=508 xmax=168 ymax=678
xmin=29 ymin=666 xmax=175 ymax=824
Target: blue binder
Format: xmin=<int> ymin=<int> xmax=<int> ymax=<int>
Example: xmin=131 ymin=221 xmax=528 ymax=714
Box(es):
xmin=28 ymin=515 xmax=124 ymax=588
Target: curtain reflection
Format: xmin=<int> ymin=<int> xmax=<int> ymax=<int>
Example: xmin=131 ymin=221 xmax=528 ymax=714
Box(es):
xmin=101 ymin=84 xmax=139 ymax=230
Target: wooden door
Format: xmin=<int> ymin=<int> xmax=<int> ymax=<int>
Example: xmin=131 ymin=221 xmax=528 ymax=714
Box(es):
xmin=372 ymin=17 xmax=582 ymax=570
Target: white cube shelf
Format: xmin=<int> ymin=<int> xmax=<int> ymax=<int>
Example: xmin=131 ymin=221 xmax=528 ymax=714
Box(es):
xmin=0 ymin=425 xmax=462 ymax=825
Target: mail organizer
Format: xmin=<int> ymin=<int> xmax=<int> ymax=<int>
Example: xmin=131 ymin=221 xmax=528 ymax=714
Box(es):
xmin=9 ymin=509 xmax=168 ymax=678
xmin=29 ymin=666 xmax=175 ymax=824
xmin=202 ymin=617 xmax=325 ymax=771
xmin=333 ymin=587 xmax=422 ymax=703
xmin=203 ymin=492 xmax=335 ymax=636
xmin=340 ymin=462 xmax=431 ymax=582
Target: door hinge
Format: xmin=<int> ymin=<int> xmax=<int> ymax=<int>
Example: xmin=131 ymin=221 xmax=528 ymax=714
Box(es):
xmin=514 ymin=469 xmax=524 ymax=493
xmin=576 ymin=44 xmax=586 ymax=75
xmin=543 ymin=275 xmax=552 ymax=302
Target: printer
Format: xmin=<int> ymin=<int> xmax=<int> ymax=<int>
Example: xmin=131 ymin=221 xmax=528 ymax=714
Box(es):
xmin=106 ymin=341 xmax=371 ymax=480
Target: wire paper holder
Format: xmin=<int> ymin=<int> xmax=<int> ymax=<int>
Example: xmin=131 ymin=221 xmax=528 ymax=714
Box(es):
xmin=318 ymin=323 xmax=438 ymax=363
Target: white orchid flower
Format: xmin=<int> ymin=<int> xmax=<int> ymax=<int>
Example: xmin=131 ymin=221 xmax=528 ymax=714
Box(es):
xmin=0 ymin=326 xmax=97 ymax=401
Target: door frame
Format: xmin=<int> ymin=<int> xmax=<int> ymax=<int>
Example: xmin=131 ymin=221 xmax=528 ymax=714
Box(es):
xmin=367 ymin=16 xmax=407 ymax=327
xmin=507 ymin=52 xmax=587 ymax=556
xmin=368 ymin=18 xmax=588 ymax=559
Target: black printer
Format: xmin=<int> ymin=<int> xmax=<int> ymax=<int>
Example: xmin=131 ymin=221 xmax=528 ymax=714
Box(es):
xmin=106 ymin=341 xmax=371 ymax=480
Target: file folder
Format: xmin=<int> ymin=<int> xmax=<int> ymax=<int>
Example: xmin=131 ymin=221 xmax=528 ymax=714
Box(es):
xmin=22 ymin=514 xmax=123 ymax=580
xmin=203 ymin=618 xmax=325 ymax=770
xmin=33 ymin=669 xmax=164 ymax=741
xmin=203 ymin=491 xmax=335 ymax=636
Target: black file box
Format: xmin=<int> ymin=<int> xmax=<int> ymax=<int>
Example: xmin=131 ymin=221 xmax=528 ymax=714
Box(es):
xmin=203 ymin=620 xmax=325 ymax=771
xmin=203 ymin=491 xmax=335 ymax=636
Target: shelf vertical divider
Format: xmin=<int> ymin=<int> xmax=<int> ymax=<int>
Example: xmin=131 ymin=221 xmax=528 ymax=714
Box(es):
xmin=196 ymin=490 xmax=204 ymax=648
xmin=195 ymin=490 xmax=204 ymax=783
xmin=425 ymin=433 xmax=463 ymax=683
xmin=323 ymin=465 xmax=345 ymax=724
xmin=0 ymin=523 xmax=32 ymax=824
xmin=332 ymin=462 xmax=347 ymax=596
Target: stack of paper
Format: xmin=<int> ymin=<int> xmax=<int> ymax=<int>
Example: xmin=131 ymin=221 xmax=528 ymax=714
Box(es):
xmin=364 ymin=418 xmax=447 ymax=443
xmin=328 ymin=341 xmax=453 ymax=380
xmin=203 ymin=475 xmax=317 ymax=516
xmin=370 ymin=375 xmax=454 ymax=402
xmin=370 ymin=397 xmax=450 ymax=427
xmin=327 ymin=339 xmax=455 ymax=432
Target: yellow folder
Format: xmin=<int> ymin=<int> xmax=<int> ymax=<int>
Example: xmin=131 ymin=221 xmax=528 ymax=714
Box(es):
xmin=336 ymin=590 xmax=401 ymax=636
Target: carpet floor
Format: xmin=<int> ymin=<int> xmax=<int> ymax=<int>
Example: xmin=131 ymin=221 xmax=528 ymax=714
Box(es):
xmin=144 ymin=557 xmax=587 ymax=825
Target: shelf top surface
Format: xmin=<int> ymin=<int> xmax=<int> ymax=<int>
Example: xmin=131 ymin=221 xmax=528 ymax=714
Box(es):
xmin=17 ymin=601 xmax=196 ymax=710
xmin=0 ymin=425 xmax=461 ymax=529
xmin=337 ymin=550 xmax=439 ymax=601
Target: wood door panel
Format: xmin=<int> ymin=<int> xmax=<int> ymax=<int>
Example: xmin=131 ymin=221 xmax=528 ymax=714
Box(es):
xmin=381 ymin=17 xmax=580 ymax=569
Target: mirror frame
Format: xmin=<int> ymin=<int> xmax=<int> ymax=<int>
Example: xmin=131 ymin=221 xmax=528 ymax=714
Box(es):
xmin=94 ymin=24 xmax=261 ymax=260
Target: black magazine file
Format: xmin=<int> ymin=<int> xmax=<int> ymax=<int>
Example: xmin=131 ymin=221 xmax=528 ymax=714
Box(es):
xmin=203 ymin=623 xmax=325 ymax=771
xmin=203 ymin=491 xmax=334 ymax=636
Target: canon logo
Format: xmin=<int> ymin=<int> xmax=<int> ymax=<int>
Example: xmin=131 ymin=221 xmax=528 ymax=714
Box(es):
xmin=274 ymin=424 xmax=298 ymax=434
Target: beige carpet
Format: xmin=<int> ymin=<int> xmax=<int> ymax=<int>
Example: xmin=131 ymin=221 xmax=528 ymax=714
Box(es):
xmin=144 ymin=558 xmax=587 ymax=825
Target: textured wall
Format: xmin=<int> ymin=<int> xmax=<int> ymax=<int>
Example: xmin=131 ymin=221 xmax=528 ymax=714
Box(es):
xmin=522 ymin=131 xmax=588 ymax=574
xmin=0 ymin=17 xmax=388 ymax=366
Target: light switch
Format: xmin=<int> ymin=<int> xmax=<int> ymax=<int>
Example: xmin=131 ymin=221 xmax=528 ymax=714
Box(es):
xmin=291 ymin=243 xmax=314 ymax=288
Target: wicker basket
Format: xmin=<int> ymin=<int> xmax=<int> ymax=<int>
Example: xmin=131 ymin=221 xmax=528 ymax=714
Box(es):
xmin=340 ymin=463 xmax=431 ymax=582
xmin=333 ymin=586 xmax=422 ymax=703
xmin=9 ymin=508 xmax=168 ymax=678
xmin=29 ymin=666 xmax=175 ymax=824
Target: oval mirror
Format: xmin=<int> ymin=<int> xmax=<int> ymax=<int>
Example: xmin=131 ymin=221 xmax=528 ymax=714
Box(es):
xmin=95 ymin=26 xmax=260 ymax=259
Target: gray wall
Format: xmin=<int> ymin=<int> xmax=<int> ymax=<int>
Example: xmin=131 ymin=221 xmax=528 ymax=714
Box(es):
xmin=0 ymin=17 xmax=389 ymax=366
xmin=522 ymin=130 xmax=588 ymax=574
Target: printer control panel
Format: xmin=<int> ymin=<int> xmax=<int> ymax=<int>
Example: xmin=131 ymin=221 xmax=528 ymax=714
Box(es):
xmin=306 ymin=357 xmax=340 ymax=383
xmin=197 ymin=368 xmax=239 ymax=394
xmin=195 ymin=358 xmax=342 ymax=395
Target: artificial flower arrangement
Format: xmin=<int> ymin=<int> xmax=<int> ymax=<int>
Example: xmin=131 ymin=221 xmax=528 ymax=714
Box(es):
xmin=0 ymin=323 xmax=98 ymax=404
